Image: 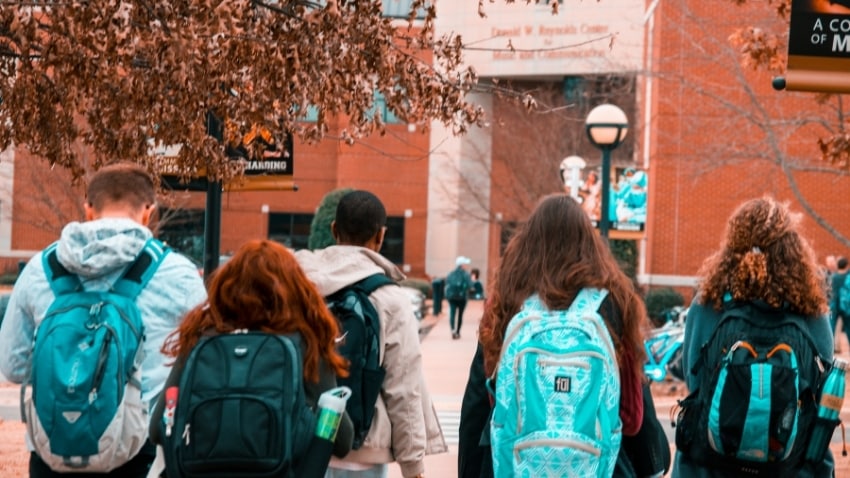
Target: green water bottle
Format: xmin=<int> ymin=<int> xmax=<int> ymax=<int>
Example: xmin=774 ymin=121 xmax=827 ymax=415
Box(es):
xmin=805 ymin=358 xmax=847 ymax=462
xmin=315 ymin=386 xmax=352 ymax=441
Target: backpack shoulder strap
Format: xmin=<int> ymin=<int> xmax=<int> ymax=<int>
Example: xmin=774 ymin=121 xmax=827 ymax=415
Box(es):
xmin=566 ymin=288 xmax=608 ymax=316
xmin=112 ymin=238 xmax=170 ymax=299
xmin=41 ymin=242 xmax=81 ymax=296
xmin=352 ymin=273 xmax=395 ymax=295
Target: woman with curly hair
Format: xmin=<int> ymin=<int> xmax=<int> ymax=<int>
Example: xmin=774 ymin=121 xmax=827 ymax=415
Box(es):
xmin=149 ymin=239 xmax=353 ymax=474
xmin=672 ymin=196 xmax=834 ymax=477
xmin=476 ymin=193 xmax=649 ymax=476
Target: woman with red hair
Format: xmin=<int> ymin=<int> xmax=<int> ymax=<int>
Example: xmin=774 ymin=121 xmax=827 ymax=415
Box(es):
xmin=149 ymin=239 xmax=353 ymax=473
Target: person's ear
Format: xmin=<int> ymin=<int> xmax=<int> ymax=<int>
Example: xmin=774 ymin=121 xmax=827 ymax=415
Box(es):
xmin=140 ymin=204 xmax=156 ymax=227
xmin=374 ymin=226 xmax=386 ymax=250
xmin=84 ymin=202 xmax=96 ymax=221
xmin=330 ymin=221 xmax=339 ymax=242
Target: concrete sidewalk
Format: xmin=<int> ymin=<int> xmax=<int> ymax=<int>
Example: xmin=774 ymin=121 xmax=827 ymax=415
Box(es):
xmin=385 ymin=299 xmax=481 ymax=478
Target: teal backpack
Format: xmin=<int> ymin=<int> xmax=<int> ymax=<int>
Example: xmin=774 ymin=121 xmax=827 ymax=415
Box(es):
xmin=22 ymin=238 xmax=168 ymax=472
xmin=489 ymin=288 xmax=621 ymax=477
xmin=674 ymin=301 xmax=824 ymax=477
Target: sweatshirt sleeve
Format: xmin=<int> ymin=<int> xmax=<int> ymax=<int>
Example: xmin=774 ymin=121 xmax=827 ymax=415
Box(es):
xmin=598 ymin=295 xmax=643 ymax=436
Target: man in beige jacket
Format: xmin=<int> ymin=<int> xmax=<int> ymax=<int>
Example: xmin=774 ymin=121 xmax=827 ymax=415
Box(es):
xmin=295 ymin=190 xmax=446 ymax=478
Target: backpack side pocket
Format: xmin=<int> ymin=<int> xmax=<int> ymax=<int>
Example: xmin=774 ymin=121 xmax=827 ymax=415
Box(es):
xmin=674 ymin=391 xmax=703 ymax=455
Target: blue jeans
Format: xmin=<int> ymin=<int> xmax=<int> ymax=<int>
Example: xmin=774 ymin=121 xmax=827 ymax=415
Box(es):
xmin=449 ymin=298 xmax=467 ymax=335
xmin=325 ymin=464 xmax=388 ymax=478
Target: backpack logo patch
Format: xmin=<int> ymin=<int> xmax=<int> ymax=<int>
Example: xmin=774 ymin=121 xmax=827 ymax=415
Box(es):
xmin=554 ymin=376 xmax=571 ymax=393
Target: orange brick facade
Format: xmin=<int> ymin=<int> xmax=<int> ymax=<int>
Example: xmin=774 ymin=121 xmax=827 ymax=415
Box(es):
xmin=5 ymin=3 xmax=850 ymax=291
xmin=643 ymin=0 xmax=850 ymax=300
xmin=9 ymin=118 xmax=432 ymax=278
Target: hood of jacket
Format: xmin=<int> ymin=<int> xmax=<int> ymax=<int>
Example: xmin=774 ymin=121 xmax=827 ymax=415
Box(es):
xmin=294 ymin=245 xmax=406 ymax=296
xmin=55 ymin=218 xmax=152 ymax=278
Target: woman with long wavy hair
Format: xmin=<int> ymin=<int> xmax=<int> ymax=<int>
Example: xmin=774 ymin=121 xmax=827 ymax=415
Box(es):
xmin=672 ymin=196 xmax=834 ymax=477
xmin=476 ymin=193 xmax=649 ymax=475
xmin=149 ymin=239 xmax=353 ymax=470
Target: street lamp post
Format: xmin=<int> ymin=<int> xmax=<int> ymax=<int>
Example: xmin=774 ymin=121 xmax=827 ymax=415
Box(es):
xmin=585 ymin=104 xmax=629 ymax=239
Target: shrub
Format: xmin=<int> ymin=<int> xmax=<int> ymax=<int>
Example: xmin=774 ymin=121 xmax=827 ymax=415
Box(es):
xmin=307 ymin=187 xmax=354 ymax=250
xmin=644 ymin=287 xmax=685 ymax=327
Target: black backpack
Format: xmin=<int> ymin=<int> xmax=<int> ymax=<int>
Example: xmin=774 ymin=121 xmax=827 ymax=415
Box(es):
xmin=325 ymin=273 xmax=395 ymax=449
xmin=162 ymin=332 xmax=316 ymax=478
xmin=674 ymin=301 xmax=826 ymax=477
xmin=445 ymin=268 xmax=468 ymax=301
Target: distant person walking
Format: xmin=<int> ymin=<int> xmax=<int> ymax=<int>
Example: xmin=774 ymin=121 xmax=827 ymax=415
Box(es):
xmin=295 ymin=190 xmax=446 ymax=478
xmin=446 ymin=256 xmax=473 ymax=339
xmin=832 ymin=256 xmax=849 ymax=352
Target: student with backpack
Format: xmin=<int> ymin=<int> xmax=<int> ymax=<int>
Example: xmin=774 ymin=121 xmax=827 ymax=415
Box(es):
xmin=445 ymin=256 xmax=473 ymax=339
xmin=672 ymin=196 xmax=835 ymax=478
xmin=477 ymin=194 xmax=648 ymax=477
xmin=0 ymin=162 xmax=207 ymax=477
xmin=295 ymin=190 xmax=445 ymax=478
xmin=149 ymin=239 xmax=354 ymax=478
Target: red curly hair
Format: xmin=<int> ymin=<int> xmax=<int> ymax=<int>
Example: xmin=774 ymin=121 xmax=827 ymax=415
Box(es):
xmin=697 ymin=196 xmax=827 ymax=317
xmin=162 ymin=239 xmax=348 ymax=382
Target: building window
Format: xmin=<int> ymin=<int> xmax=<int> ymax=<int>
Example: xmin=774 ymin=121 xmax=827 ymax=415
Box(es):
xmin=383 ymin=0 xmax=427 ymax=19
xmin=157 ymin=208 xmax=205 ymax=266
xmin=268 ymin=213 xmax=314 ymax=250
xmin=368 ymin=91 xmax=403 ymax=124
xmin=381 ymin=216 xmax=405 ymax=264
xmin=563 ymin=76 xmax=586 ymax=107
xmin=269 ymin=212 xmax=405 ymax=264
xmin=499 ymin=221 xmax=518 ymax=256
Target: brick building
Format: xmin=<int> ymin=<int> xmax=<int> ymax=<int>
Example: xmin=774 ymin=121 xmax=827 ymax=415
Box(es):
xmin=2 ymin=0 xmax=849 ymax=297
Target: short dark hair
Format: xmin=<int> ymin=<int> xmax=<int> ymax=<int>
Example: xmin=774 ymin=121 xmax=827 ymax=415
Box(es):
xmin=334 ymin=190 xmax=386 ymax=245
xmin=87 ymin=162 xmax=155 ymax=212
xmin=838 ymin=257 xmax=849 ymax=270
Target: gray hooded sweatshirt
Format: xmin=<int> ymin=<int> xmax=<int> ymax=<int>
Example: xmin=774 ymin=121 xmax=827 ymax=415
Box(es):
xmin=0 ymin=218 xmax=207 ymax=410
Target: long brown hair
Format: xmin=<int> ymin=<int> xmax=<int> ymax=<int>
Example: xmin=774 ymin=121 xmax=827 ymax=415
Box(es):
xmin=162 ymin=239 xmax=348 ymax=382
xmin=697 ymin=196 xmax=827 ymax=316
xmin=479 ymin=193 xmax=647 ymax=377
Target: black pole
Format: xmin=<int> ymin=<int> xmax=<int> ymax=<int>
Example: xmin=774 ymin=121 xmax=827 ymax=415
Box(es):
xmin=203 ymin=180 xmax=221 ymax=281
xmin=599 ymin=147 xmax=612 ymax=240
xmin=203 ymin=112 xmax=223 ymax=281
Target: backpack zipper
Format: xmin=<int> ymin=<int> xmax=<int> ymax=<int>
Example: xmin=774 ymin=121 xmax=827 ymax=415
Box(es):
xmin=513 ymin=437 xmax=601 ymax=463
xmin=182 ymin=423 xmax=191 ymax=445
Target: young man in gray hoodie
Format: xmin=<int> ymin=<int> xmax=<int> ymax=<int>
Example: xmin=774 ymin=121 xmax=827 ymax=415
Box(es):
xmin=295 ymin=190 xmax=445 ymax=478
xmin=0 ymin=162 xmax=207 ymax=477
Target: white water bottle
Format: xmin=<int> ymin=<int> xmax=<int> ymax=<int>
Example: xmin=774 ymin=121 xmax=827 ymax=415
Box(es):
xmin=315 ymin=386 xmax=351 ymax=441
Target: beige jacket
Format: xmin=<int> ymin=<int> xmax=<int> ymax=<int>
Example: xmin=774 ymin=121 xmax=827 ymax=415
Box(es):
xmin=295 ymin=246 xmax=447 ymax=478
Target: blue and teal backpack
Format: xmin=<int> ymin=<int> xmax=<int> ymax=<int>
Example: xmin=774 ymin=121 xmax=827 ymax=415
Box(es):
xmin=22 ymin=238 xmax=167 ymax=472
xmin=489 ymin=288 xmax=621 ymax=477
xmin=674 ymin=300 xmax=826 ymax=477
